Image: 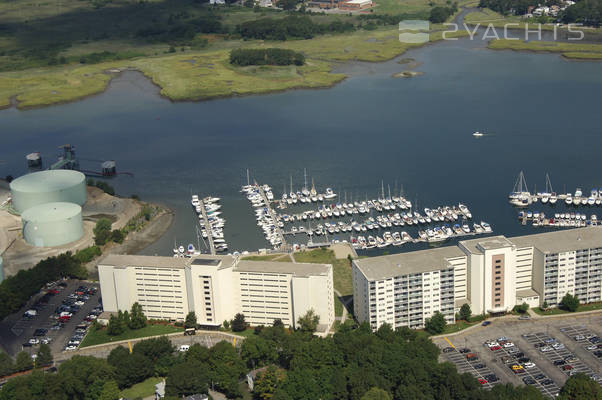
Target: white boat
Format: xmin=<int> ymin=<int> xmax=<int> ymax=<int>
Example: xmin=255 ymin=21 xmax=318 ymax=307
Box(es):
xmin=509 ymin=171 xmax=531 ymax=207
xmin=480 ymin=221 xmax=492 ymax=233
xmin=324 ymin=188 xmax=337 ymax=199
xmin=565 ymin=195 xmax=573 ymax=205
xmin=473 ymin=131 xmax=484 ymax=137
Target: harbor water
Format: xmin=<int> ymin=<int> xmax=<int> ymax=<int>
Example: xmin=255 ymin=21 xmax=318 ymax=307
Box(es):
xmin=1 ymin=37 xmax=602 ymax=256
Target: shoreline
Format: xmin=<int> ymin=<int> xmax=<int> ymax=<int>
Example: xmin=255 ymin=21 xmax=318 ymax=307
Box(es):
xmin=0 ymin=27 xmax=466 ymax=111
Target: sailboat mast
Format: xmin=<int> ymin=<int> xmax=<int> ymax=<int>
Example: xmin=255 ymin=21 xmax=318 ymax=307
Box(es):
xmin=381 ymin=180 xmax=385 ymax=200
xmin=304 ymin=168 xmax=307 ymax=191
xmin=246 ymin=169 xmax=250 ymax=186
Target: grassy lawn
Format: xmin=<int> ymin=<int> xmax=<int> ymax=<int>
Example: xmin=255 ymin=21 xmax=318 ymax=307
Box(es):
xmin=293 ymin=248 xmax=354 ymax=296
xmin=533 ymin=302 xmax=602 ymax=316
xmin=120 ymin=376 xmax=164 ymax=399
xmin=242 ymin=253 xmax=289 ymax=261
xmin=80 ymin=323 xmax=183 ymax=348
xmin=222 ymin=328 xmax=256 ymax=338
xmin=442 ymin=319 xmax=480 ymax=334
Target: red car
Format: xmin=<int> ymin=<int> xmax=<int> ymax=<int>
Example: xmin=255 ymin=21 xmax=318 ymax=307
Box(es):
xmin=48 ymin=289 xmax=59 ymax=295
xmin=562 ymin=365 xmax=573 ymax=371
xmin=490 ymin=345 xmax=502 ymax=351
xmin=478 ymin=378 xmax=488 ymax=385
xmin=59 ymin=315 xmax=71 ymax=322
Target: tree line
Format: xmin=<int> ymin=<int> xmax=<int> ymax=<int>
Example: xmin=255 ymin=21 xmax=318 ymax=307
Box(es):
xmin=236 ymin=15 xmax=354 ymax=40
xmin=429 ymin=3 xmax=459 ymax=23
xmin=0 ymin=253 xmax=87 ymax=320
xmin=1 ymin=321 xmax=600 ymax=400
xmin=561 ymin=0 xmax=602 ymax=26
xmin=230 ymin=48 xmax=305 ymax=66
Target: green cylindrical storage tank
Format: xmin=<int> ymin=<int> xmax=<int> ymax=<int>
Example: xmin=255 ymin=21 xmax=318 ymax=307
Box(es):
xmin=10 ymin=170 xmax=87 ymax=213
xmin=22 ymin=202 xmax=84 ymax=247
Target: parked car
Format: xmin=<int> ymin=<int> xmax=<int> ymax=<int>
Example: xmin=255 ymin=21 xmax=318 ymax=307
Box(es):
xmin=586 ymin=344 xmax=597 ymax=351
xmin=562 ymin=365 xmax=573 ymax=371
xmin=179 ymin=345 xmax=190 ymax=352
xmin=466 ymin=353 xmax=479 ymax=361
xmin=478 ymin=378 xmax=488 ymax=385
xmin=482 ymin=321 xmax=491 ymax=326
xmin=485 ymin=374 xmax=498 ymax=382
xmin=28 ymin=338 xmax=40 ymax=345
xmin=518 ymin=315 xmax=530 ymax=320
xmin=33 ymin=328 xmax=48 ymax=336
xmin=65 ymin=345 xmax=77 ymax=351
xmin=534 ymin=373 xmax=545 ymax=380
xmin=474 ymin=363 xmax=485 ymax=369
xmin=503 ymin=342 xmax=514 ymax=348
xmin=574 ymin=335 xmax=585 ymax=341
xmin=490 ymin=345 xmax=502 ymax=351
xmin=554 ymin=359 xmax=566 ymax=366
xmin=543 ymin=379 xmax=554 ymax=385
xmin=459 ymin=348 xmax=471 ymax=354
xmin=523 ymin=377 xmax=536 ymax=385
xmin=442 ymin=347 xmax=455 ymax=353
xmin=524 ymin=362 xmax=536 ymax=369
xmin=540 ymin=346 xmax=552 ymax=352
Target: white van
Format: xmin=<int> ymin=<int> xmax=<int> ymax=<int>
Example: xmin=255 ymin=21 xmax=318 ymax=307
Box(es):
xmin=179 ymin=345 xmax=190 ymax=352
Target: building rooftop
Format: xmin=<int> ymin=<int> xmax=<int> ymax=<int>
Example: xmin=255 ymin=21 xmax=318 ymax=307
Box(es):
xmin=354 ymin=245 xmax=465 ymax=281
xmin=235 ymin=260 xmax=331 ymax=277
xmin=100 ymin=254 xmax=191 ymax=269
xmin=510 ymin=227 xmax=602 ymax=254
xmin=516 ymin=288 xmax=540 ymax=298
xmin=459 ymin=235 xmax=515 ymax=255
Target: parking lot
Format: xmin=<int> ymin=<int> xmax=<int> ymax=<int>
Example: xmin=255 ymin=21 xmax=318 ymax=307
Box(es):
xmin=441 ymin=346 xmax=500 ymax=389
xmin=434 ymin=314 xmax=602 ymax=398
xmin=559 ymin=325 xmax=602 ymax=362
xmin=523 ymin=331 xmax=601 ymax=383
xmin=0 ymin=279 xmax=101 ymax=357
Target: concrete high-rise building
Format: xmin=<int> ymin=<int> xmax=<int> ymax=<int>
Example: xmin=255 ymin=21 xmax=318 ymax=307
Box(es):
xmin=98 ymin=254 xmax=334 ymax=333
xmin=353 ymin=227 xmax=602 ymax=330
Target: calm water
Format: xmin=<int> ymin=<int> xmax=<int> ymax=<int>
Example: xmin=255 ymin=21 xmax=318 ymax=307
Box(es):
xmin=1 ymin=37 xmax=602 ymax=256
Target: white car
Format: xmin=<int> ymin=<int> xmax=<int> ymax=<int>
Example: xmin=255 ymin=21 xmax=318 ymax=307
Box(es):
xmin=553 ymin=343 xmax=565 ymax=350
xmin=65 ymin=345 xmax=77 ymax=351
xmin=74 ymin=301 xmax=85 ymax=306
xmin=486 ymin=342 xmax=499 ymax=348
xmin=503 ymin=342 xmax=515 ymax=348
xmin=41 ymin=337 xmax=52 ymax=344
xmin=575 ymin=335 xmax=586 ymax=341
xmin=28 ymin=338 xmax=40 ymax=345
xmin=524 ymin=362 xmax=536 ymax=368
xmin=498 ymin=336 xmax=510 ymax=342
xmin=540 ymin=346 xmax=552 ymax=352
xmin=587 ymin=344 xmax=598 ymax=350
xmin=179 ymin=345 xmax=190 ymax=352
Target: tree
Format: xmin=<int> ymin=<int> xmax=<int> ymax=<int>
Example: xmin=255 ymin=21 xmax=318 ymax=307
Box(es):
xmin=273 ymin=319 xmax=284 ymax=328
xmin=110 ymin=230 xmax=124 ymax=244
xmin=297 ymin=309 xmax=320 ymax=333
xmin=14 ymin=351 xmax=33 ymax=372
xmin=361 ymin=387 xmax=393 ymax=400
xmin=558 ymin=372 xmax=602 ymax=400
xmin=232 ymin=313 xmax=247 ymax=332
xmin=185 ymin=311 xmax=197 ymax=329
xmin=223 ymin=320 xmax=230 ymax=330
xmin=513 ymin=302 xmax=529 ymax=314
xmin=99 ymin=380 xmax=120 ymax=400
xmin=425 ymin=311 xmax=447 ymax=334
xmin=93 ymin=218 xmax=112 ymax=245
xmin=128 ymin=302 xmax=147 ymax=330
xmin=459 ymin=303 xmax=471 ymax=321
xmin=253 ymin=365 xmax=284 ymax=400
xmin=107 ymin=314 xmax=125 ymax=336
xmin=561 ymin=293 xmax=580 ymax=312
xmin=166 ymin=362 xmax=210 ymax=397
xmin=0 ymin=351 xmax=14 ymax=377
xmin=542 ymin=300 xmax=549 ymax=310
xmin=35 ymin=344 xmax=53 ymax=367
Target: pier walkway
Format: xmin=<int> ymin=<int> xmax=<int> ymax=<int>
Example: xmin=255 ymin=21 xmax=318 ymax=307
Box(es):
xmin=257 ymin=185 xmax=287 ymax=249
xmin=199 ymin=201 xmax=216 ymax=255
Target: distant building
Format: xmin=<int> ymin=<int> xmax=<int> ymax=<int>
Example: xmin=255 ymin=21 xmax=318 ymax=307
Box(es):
xmin=98 ymin=254 xmax=334 ymax=333
xmin=339 ymin=0 xmax=373 ymax=10
xmin=354 ymin=227 xmax=602 ymax=330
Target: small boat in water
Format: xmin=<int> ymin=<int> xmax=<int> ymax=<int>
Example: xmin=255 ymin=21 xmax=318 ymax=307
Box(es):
xmin=473 ymin=131 xmax=484 ymax=137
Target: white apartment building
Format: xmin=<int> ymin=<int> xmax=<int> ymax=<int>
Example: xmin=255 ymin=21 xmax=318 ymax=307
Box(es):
xmin=353 ymin=246 xmax=467 ymax=330
xmin=99 ymin=254 xmax=334 ymax=333
xmin=354 ymin=227 xmax=602 ymax=330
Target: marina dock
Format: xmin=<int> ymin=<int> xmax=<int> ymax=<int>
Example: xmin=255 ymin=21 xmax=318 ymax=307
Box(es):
xmin=257 ymin=184 xmax=287 ymax=249
xmin=198 ymin=201 xmax=216 ymax=255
